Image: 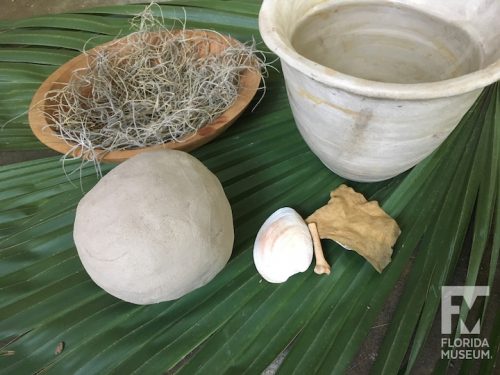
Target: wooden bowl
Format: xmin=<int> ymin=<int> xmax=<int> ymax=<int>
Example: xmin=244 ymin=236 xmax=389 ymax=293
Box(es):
xmin=28 ymin=30 xmax=261 ymax=163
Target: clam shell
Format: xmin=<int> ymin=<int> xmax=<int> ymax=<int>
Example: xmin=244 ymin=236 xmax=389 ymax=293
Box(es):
xmin=253 ymin=207 xmax=313 ymax=283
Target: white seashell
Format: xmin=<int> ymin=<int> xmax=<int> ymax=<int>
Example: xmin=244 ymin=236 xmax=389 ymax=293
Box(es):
xmin=253 ymin=207 xmax=313 ymax=283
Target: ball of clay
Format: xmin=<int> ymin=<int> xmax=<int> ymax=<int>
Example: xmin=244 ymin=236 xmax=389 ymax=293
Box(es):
xmin=73 ymin=150 xmax=234 ymax=305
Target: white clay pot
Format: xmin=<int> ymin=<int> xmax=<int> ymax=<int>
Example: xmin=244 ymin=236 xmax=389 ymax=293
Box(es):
xmin=259 ymin=0 xmax=500 ymax=181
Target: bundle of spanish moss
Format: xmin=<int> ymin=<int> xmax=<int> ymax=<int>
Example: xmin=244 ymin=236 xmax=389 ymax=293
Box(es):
xmin=45 ymin=6 xmax=265 ymax=161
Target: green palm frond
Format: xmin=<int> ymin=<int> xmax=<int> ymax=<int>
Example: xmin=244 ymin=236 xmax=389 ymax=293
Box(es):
xmin=0 ymin=1 xmax=498 ymax=373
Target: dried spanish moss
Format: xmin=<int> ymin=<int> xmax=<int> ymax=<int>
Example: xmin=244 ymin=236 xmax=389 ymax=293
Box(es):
xmin=44 ymin=4 xmax=267 ymax=168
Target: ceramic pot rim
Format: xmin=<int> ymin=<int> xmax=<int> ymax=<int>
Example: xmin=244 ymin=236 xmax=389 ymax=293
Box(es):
xmin=259 ymin=1 xmax=500 ymax=100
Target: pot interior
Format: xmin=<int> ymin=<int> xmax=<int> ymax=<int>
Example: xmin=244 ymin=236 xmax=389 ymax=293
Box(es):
xmin=291 ymin=2 xmax=483 ymax=84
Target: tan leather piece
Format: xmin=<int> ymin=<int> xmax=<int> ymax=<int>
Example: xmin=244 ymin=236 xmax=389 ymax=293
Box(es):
xmin=306 ymin=184 xmax=401 ymax=273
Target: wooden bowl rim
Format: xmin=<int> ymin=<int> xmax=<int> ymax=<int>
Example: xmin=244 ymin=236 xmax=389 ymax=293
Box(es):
xmin=28 ymin=29 xmax=261 ymax=163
